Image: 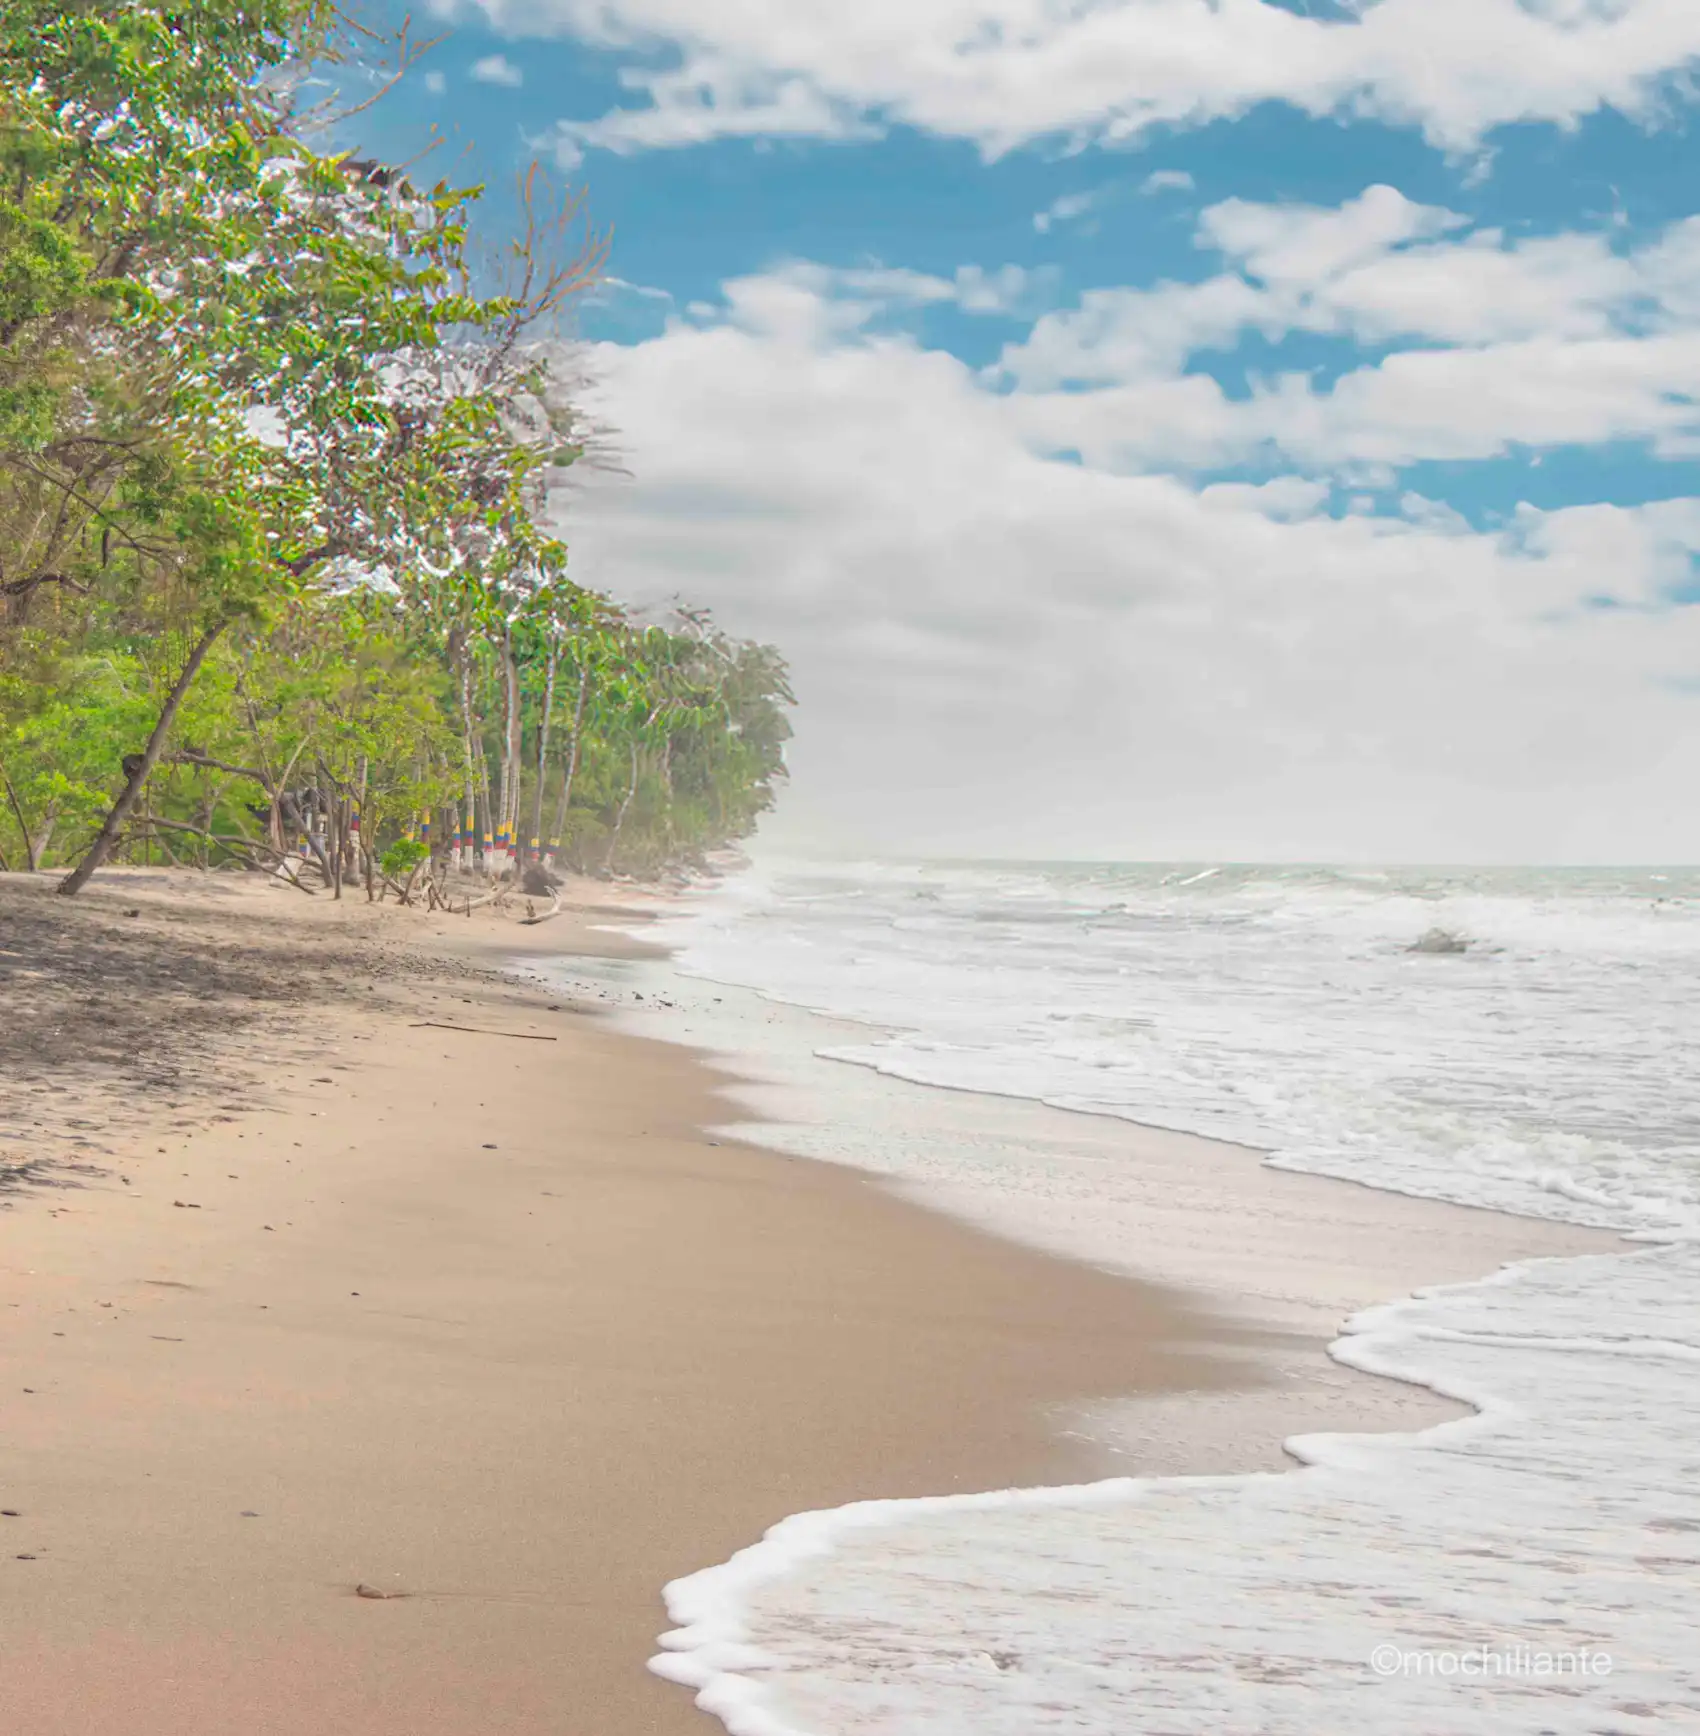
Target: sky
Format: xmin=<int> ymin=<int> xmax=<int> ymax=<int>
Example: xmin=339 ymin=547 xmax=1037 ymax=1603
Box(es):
xmin=348 ymin=1 xmax=1700 ymax=863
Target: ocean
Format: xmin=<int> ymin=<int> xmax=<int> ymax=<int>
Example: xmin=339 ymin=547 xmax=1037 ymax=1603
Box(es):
xmin=606 ymin=862 xmax=1700 ymax=1734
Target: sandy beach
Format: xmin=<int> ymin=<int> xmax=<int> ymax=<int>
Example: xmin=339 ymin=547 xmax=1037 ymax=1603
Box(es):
xmin=0 ymin=869 xmax=1611 ymax=1735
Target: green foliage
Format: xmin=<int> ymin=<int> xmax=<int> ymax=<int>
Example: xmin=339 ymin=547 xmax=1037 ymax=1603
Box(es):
xmin=379 ymin=837 xmax=429 ymax=879
xmin=0 ymin=0 xmax=791 ymax=889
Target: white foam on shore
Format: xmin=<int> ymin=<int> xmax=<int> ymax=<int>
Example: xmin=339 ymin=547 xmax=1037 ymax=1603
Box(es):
xmin=647 ymin=1246 xmax=1700 ymax=1735
xmin=555 ymin=862 xmax=1700 ymax=1733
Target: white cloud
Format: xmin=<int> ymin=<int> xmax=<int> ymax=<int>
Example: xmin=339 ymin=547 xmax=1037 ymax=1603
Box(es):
xmin=1011 ymin=328 xmax=1700 ymax=475
xmin=1141 ymin=169 xmax=1196 ymax=195
xmin=1033 ymin=191 xmax=1097 ymax=234
xmin=423 ymin=69 xmax=448 ymax=95
xmin=1255 ymin=334 xmax=1700 ymax=467
xmin=1197 ymin=184 xmax=1467 ymax=289
xmin=705 ymin=260 xmax=1049 ymax=338
xmin=437 ymin=0 xmax=1700 ymax=161
xmin=1637 ymin=214 xmax=1700 ymax=326
xmin=1196 ymin=185 xmax=1644 ymax=345
xmin=552 ymin=267 xmax=1700 ymax=861
xmin=470 ymin=52 xmax=525 ymax=86
xmin=600 ymin=275 xmax=675 ymax=302
xmin=987 ymin=188 xmax=1700 ymax=471
xmin=951 ymin=263 xmax=1050 ymax=315
xmin=1001 ymin=274 xmax=1274 ymax=389
xmin=1198 ymin=476 xmax=1333 ymax=521
xmin=535 ymin=59 xmax=875 ymax=167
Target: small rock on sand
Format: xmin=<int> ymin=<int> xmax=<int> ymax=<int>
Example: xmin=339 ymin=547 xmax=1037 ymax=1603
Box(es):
xmin=1410 ymin=926 xmax=1469 ymax=955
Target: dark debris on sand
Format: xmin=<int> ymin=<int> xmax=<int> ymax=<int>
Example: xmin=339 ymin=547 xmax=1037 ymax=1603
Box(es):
xmin=0 ymin=871 xmax=508 ymax=1198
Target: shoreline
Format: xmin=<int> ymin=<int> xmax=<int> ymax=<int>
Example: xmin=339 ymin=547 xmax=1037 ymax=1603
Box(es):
xmin=586 ymin=945 xmax=1620 ymax=1236
xmin=0 ymin=869 xmax=1615 ymax=1733
xmin=571 ymin=946 xmax=1641 ymax=1732
xmin=569 ymin=945 xmax=1615 ymax=1347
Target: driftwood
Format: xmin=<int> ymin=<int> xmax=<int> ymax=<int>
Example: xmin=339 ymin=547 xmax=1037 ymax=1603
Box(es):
xmin=407 ymin=1021 xmax=558 ymax=1041
xmin=373 ymin=869 xmax=419 ymax=906
xmin=129 ymin=818 xmax=319 ymax=893
xmin=519 ymin=886 xmax=563 ymax=926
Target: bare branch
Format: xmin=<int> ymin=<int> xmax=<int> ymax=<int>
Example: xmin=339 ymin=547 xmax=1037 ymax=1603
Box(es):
xmin=162 ymin=750 xmax=274 ymax=788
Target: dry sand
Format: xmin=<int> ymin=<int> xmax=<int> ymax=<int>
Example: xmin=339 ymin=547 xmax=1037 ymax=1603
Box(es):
xmin=0 ymin=868 xmax=1611 ymax=1735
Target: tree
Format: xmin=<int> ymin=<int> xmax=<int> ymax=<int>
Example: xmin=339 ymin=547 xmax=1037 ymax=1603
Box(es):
xmin=0 ymin=0 xmax=604 ymax=893
xmin=0 ymin=3 xmax=792 ymax=894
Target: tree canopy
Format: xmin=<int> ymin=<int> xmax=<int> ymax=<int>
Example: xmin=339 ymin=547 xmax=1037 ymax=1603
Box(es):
xmin=0 ymin=0 xmax=791 ymax=894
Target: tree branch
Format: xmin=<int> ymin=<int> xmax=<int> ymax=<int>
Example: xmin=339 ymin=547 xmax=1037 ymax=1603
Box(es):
xmin=0 ymin=570 xmax=91 ymax=599
xmin=162 ymin=750 xmax=274 ymax=788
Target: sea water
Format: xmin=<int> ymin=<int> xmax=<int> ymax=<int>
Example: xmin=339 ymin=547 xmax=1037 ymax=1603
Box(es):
xmin=628 ymin=863 xmax=1700 ymax=1734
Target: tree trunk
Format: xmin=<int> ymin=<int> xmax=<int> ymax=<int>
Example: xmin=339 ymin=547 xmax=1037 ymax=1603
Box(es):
xmin=475 ymin=741 xmax=492 ymax=874
xmin=488 ymin=627 xmax=521 ymax=874
xmin=358 ymin=756 xmax=373 ymax=901
xmin=2 ymin=766 xmax=37 ymax=872
xmin=503 ymin=636 xmax=522 ymax=870
xmin=302 ymin=808 xmax=333 ymax=887
xmin=528 ymin=641 xmax=558 ymax=866
xmin=58 ymin=622 xmax=225 ymax=897
xmin=494 ymin=636 xmax=512 ymax=868
xmin=546 ymin=662 xmax=589 ymax=867
xmin=327 ymin=775 xmax=343 ymax=900
xmin=606 ymin=739 xmax=640 ymax=871
xmin=660 ymin=733 xmax=675 ymax=854
xmin=457 ymin=652 xmax=480 ymax=873
xmin=33 ymin=803 xmax=56 ymax=869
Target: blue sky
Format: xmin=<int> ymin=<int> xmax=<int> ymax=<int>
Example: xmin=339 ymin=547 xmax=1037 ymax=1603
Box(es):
xmin=337 ymin=2 xmax=1700 ymax=862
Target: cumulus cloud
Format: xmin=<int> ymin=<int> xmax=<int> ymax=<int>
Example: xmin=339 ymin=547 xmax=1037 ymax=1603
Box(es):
xmin=990 ymin=188 xmax=1700 ymax=471
xmin=1141 ymin=169 xmax=1196 ymax=195
xmin=1197 ymin=184 xmax=1467 ymax=290
xmin=1196 ymin=185 xmax=1644 ymax=344
xmin=552 ymin=264 xmax=1700 ymax=861
xmin=435 ymin=0 xmax=1700 ymax=161
xmin=469 ymin=52 xmax=524 ymax=85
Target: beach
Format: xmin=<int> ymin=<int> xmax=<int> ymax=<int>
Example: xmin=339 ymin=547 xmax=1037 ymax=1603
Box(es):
xmin=0 ymin=869 xmax=1612 ymax=1735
